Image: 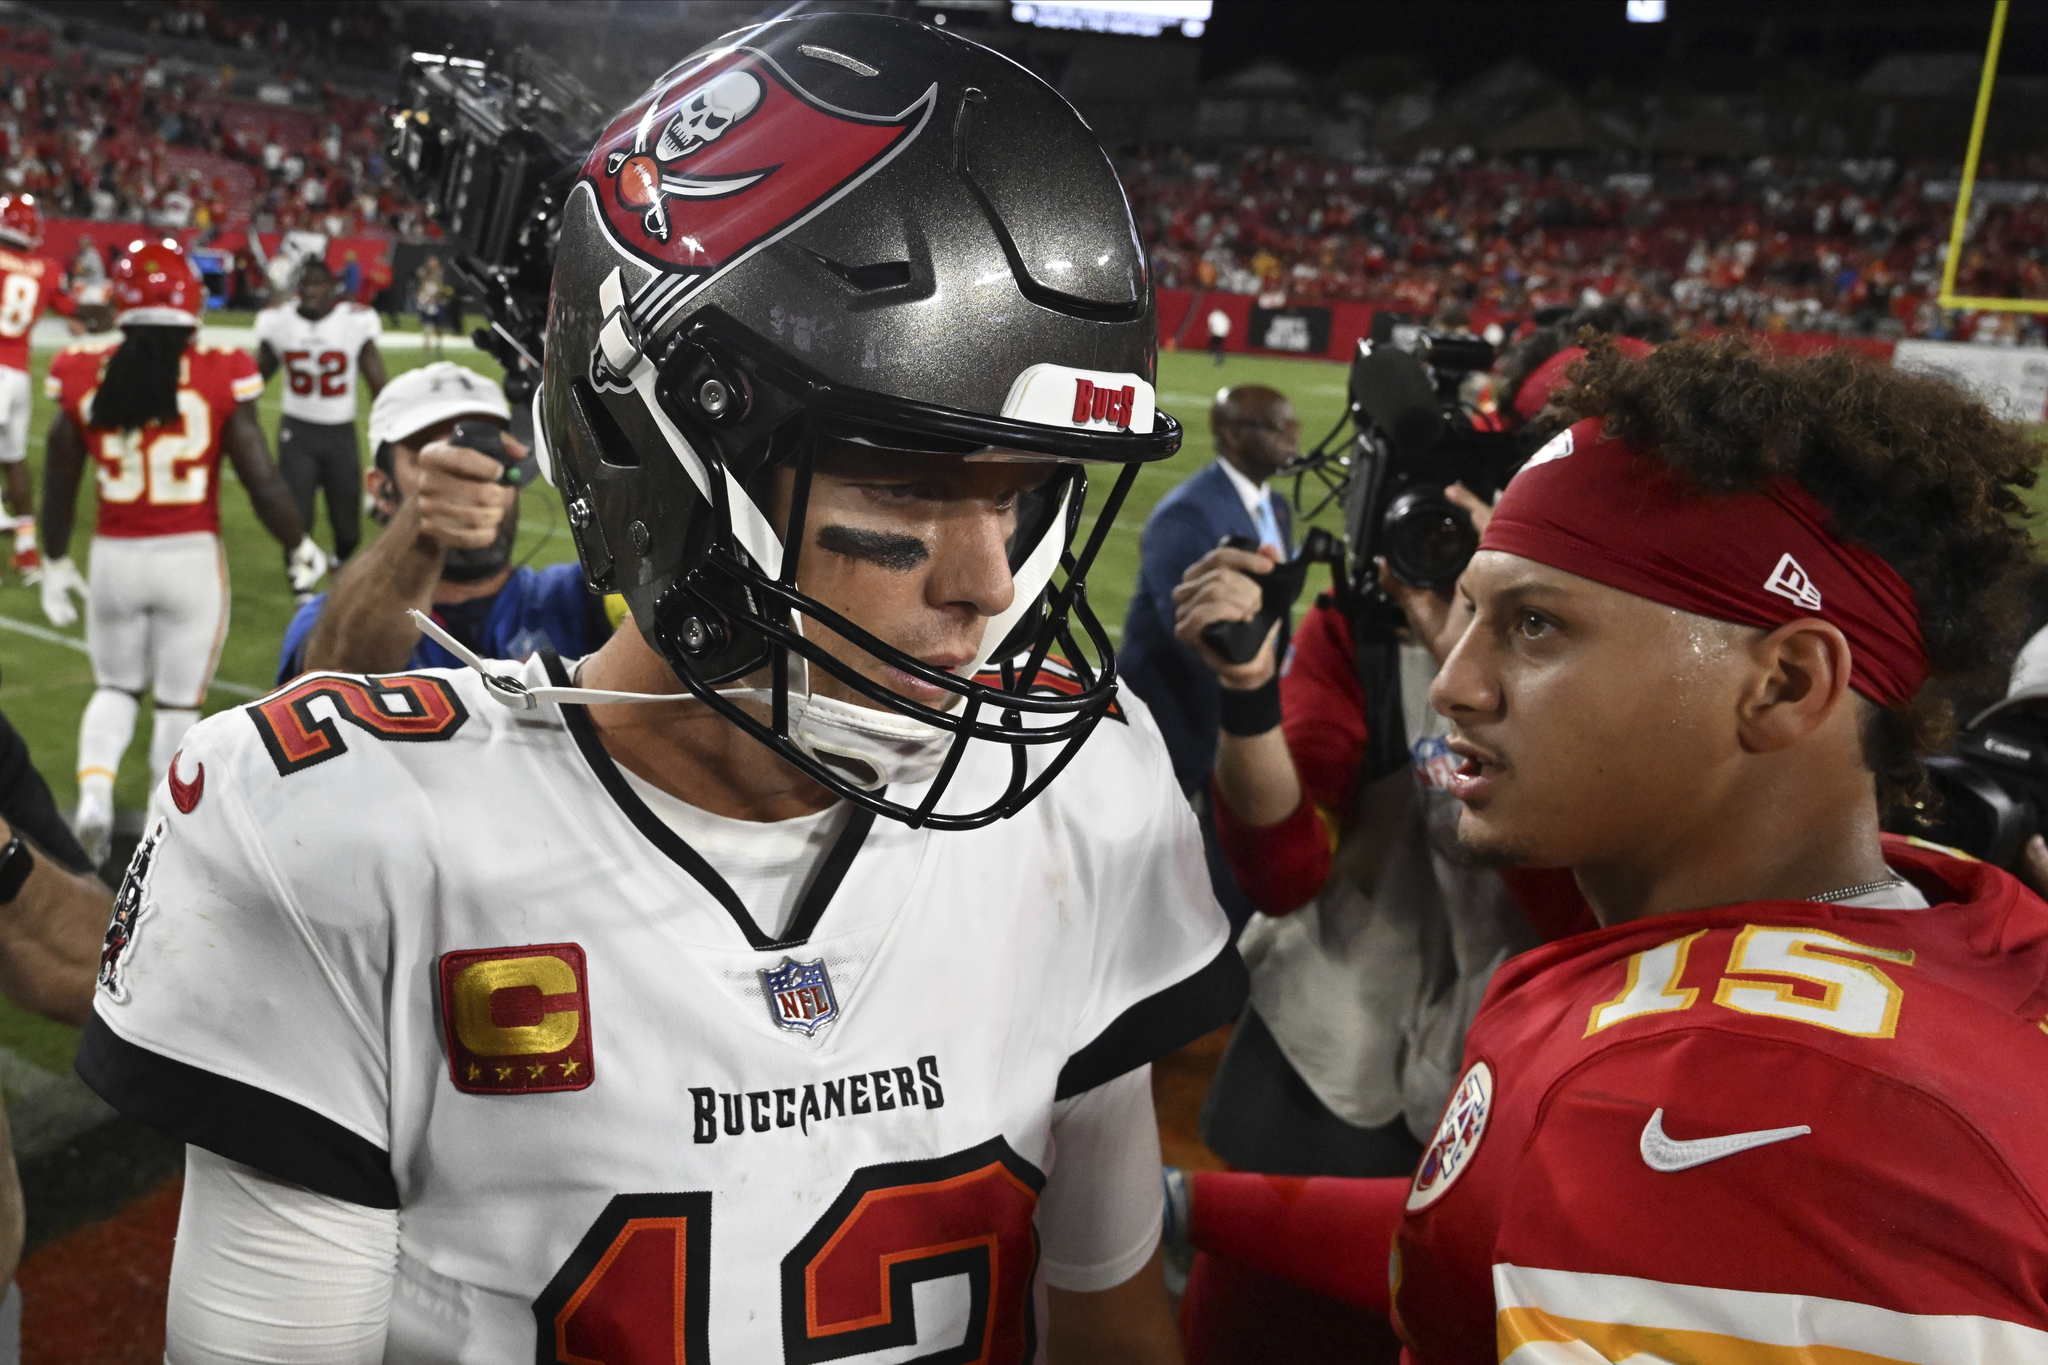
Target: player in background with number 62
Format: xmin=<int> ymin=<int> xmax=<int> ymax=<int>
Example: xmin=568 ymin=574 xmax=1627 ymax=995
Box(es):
xmin=253 ymin=256 xmax=386 ymax=578
xmin=38 ymin=237 xmax=322 ymax=865
xmin=0 ymin=193 xmax=79 ymax=582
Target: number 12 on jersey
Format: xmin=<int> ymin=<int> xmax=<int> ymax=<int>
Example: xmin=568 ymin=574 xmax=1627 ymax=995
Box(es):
xmin=533 ymin=1138 xmax=1044 ymax=1365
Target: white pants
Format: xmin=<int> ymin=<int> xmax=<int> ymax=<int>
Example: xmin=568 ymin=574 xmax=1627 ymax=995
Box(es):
xmin=87 ymin=533 xmax=229 ymax=708
xmin=0 ymin=366 xmax=26 ymax=465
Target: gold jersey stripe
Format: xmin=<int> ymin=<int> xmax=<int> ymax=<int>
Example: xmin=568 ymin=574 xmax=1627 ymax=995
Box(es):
xmin=1500 ymin=1306 xmax=1908 ymax=1365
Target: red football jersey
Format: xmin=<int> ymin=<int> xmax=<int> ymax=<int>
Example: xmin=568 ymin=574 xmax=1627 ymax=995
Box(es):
xmin=0 ymin=247 xmax=59 ymax=373
xmin=1394 ymin=837 xmax=2048 ymax=1362
xmin=47 ymin=340 xmax=264 ymax=538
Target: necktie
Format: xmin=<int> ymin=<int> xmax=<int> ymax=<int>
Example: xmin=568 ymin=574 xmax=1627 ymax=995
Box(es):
xmin=1253 ymin=492 xmax=1283 ymax=555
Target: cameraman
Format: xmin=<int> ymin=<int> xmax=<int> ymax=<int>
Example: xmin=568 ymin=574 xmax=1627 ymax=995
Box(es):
xmin=278 ymin=362 xmax=614 ymax=679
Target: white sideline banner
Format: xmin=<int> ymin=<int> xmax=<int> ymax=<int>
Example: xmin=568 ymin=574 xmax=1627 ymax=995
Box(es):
xmin=1892 ymin=339 xmax=2048 ymax=423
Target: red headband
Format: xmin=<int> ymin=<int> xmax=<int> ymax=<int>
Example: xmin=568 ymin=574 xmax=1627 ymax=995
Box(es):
xmin=1512 ymin=337 xmax=1653 ymax=423
xmin=1479 ymin=419 xmax=1929 ymax=707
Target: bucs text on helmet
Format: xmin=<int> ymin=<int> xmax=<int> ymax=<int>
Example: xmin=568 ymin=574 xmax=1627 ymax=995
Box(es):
xmin=531 ymin=13 xmax=1179 ymax=829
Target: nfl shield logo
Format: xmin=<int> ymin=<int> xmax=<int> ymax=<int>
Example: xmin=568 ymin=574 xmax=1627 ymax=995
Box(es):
xmin=760 ymin=957 xmax=839 ymax=1036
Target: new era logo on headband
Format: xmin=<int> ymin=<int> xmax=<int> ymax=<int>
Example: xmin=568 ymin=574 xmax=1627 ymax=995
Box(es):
xmin=1764 ymin=553 xmax=1822 ymax=611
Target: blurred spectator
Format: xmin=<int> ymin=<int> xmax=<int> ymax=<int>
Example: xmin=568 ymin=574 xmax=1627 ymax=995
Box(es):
xmin=1121 ymin=384 xmax=1299 ymax=943
xmin=1124 ymin=385 xmax=1298 ymax=798
xmin=1124 ymin=146 xmax=2048 ymax=342
xmin=414 ymin=255 xmax=452 ymax=355
xmin=280 ymin=363 xmax=615 ymax=679
xmin=1207 ymin=305 xmax=1231 ymax=365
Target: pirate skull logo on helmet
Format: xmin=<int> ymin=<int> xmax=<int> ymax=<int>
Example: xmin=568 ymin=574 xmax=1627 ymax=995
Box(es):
xmin=655 ymin=70 xmax=763 ymax=161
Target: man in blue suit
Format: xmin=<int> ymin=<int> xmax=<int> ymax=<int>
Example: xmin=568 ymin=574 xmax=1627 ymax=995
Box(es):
xmin=1122 ymin=386 xmax=1297 ymax=932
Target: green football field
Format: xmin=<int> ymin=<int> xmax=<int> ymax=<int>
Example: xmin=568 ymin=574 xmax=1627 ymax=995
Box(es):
xmin=0 ymin=341 xmax=1349 ymax=1073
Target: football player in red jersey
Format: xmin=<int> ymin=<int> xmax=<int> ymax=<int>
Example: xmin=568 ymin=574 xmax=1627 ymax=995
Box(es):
xmin=0 ymin=193 xmax=74 ymax=580
xmin=38 ymin=237 xmax=323 ymax=864
xmin=1170 ymin=336 xmax=2048 ymax=1362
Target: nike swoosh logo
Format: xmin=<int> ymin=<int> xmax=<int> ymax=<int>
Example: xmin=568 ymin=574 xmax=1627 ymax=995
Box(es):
xmin=1640 ymin=1108 xmax=1810 ymax=1172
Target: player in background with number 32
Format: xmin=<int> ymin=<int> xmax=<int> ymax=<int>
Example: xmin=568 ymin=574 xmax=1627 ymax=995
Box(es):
xmin=38 ymin=237 xmax=322 ymax=865
xmin=253 ymin=256 xmax=385 ymax=576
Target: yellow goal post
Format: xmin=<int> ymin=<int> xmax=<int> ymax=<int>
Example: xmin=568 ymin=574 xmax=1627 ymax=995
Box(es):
xmin=1938 ymin=0 xmax=2048 ymax=314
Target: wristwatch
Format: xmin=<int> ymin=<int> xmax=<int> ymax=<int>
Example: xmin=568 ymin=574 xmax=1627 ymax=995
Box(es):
xmin=0 ymin=835 xmax=34 ymax=905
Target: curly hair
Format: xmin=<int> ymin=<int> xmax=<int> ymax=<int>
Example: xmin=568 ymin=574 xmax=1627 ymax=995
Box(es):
xmin=1554 ymin=333 xmax=2043 ymax=812
xmin=1495 ymin=305 xmax=1673 ymax=420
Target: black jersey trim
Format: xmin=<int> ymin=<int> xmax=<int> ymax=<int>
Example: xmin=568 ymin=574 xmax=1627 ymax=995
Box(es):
xmin=74 ymin=1012 xmax=399 ymax=1209
xmin=543 ymin=651 xmax=874 ymax=951
xmin=1054 ymin=943 xmax=1248 ymax=1100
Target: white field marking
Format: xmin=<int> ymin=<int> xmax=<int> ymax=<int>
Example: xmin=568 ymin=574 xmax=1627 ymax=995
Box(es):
xmin=0 ymin=613 xmax=262 ymax=698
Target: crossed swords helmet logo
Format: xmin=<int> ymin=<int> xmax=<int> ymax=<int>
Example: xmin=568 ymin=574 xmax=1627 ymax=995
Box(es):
xmin=604 ymin=69 xmax=770 ymax=243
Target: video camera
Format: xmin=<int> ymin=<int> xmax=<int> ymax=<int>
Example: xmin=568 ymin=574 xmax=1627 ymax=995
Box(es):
xmin=385 ymin=51 xmax=605 ymax=405
xmin=1902 ymin=698 xmax=2048 ymax=871
xmin=1200 ymin=327 xmax=1526 ymax=662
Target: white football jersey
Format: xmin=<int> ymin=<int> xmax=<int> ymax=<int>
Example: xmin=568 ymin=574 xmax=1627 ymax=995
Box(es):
xmin=82 ymin=653 xmax=1239 ymax=1363
xmin=252 ymin=302 xmax=382 ymax=425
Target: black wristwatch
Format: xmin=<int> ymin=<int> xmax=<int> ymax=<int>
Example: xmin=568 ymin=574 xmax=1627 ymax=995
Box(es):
xmin=0 ymin=836 xmax=34 ymax=905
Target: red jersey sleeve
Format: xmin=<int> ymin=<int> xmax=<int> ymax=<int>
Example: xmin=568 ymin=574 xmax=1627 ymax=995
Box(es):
xmin=202 ymin=345 xmax=266 ymax=410
xmin=1189 ymin=1171 xmax=1407 ymax=1316
xmin=45 ymin=346 xmax=96 ymax=423
xmin=1490 ymin=1030 xmax=2048 ymax=1360
xmin=1211 ymin=600 xmax=1366 ymax=916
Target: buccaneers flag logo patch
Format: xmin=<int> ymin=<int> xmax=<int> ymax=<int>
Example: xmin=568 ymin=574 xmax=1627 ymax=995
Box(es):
xmin=581 ymin=48 xmax=934 ymax=279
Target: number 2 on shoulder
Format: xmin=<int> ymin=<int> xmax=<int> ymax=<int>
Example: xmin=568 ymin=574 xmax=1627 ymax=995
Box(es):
xmin=1588 ymin=926 xmax=1914 ymax=1039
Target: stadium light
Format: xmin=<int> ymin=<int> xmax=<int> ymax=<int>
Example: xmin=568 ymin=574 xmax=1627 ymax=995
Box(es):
xmin=1626 ymin=1 xmax=1666 ymax=21
xmin=1012 ymin=1 xmax=1211 ymax=38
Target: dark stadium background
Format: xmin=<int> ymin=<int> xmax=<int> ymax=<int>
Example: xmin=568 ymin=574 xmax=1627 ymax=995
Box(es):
xmin=0 ymin=1 xmax=2044 ymax=1359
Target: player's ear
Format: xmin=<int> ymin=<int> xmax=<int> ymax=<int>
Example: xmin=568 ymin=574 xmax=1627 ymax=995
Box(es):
xmin=1735 ymin=619 xmax=1852 ymax=755
xmin=365 ymin=467 xmax=398 ymax=524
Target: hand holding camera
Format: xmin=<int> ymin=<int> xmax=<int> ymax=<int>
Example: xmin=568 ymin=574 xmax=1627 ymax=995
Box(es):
xmin=410 ymin=425 xmax=532 ymax=554
xmin=1174 ymin=540 xmax=1287 ymax=690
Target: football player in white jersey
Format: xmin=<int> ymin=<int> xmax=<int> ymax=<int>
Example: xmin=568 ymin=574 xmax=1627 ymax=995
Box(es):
xmin=254 ymin=257 xmax=387 ymax=569
xmin=81 ymin=16 xmax=1239 ymax=1364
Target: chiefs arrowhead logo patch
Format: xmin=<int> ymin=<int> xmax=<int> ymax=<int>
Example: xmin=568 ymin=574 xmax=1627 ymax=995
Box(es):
xmin=581 ymin=47 xmax=934 ymax=285
xmin=168 ymin=749 xmax=203 ymax=813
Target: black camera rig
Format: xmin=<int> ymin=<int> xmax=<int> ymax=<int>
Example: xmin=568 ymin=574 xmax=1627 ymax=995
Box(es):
xmin=385 ymin=51 xmax=606 ymax=405
xmin=1201 ymin=330 xmax=1524 ymax=662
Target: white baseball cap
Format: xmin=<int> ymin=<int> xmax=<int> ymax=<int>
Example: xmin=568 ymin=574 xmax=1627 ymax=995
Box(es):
xmin=368 ymin=362 xmax=511 ymax=450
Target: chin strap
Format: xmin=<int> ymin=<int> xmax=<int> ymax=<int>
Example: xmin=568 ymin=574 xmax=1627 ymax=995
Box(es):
xmin=409 ymin=610 xmax=692 ymax=710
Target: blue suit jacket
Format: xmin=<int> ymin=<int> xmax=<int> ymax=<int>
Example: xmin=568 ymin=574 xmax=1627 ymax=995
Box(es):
xmin=1119 ymin=462 xmax=1293 ymax=792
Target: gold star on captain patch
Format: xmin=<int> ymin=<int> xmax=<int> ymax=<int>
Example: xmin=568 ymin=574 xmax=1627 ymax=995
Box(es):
xmin=496 ymin=1066 xmax=513 ymax=1082
xmin=529 ymin=1063 xmax=548 ymax=1079
xmin=560 ymin=1060 xmax=581 ymax=1077
xmin=466 ymin=1063 xmax=480 ymax=1082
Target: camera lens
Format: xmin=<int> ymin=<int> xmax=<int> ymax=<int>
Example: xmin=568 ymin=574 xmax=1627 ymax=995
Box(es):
xmin=1381 ymin=488 xmax=1478 ymax=592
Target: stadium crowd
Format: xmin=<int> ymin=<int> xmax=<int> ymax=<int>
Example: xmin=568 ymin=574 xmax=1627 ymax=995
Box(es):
xmin=1125 ymin=145 xmax=2048 ymax=341
xmin=0 ymin=49 xmax=411 ymax=240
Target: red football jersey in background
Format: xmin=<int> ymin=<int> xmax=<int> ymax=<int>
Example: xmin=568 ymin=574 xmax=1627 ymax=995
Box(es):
xmin=1393 ymin=837 xmax=2048 ymax=1362
xmin=47 ymin=340 xmax=264 ymax=539
xmin=0 ymin=246 xmax=61 ymax=374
